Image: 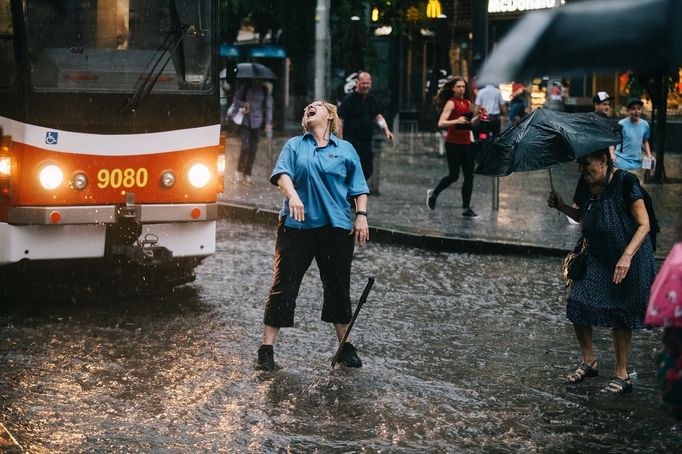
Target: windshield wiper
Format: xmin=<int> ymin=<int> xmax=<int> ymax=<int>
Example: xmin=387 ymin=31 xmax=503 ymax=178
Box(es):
xmin=120 ymin=22 xmax=187 ymax=114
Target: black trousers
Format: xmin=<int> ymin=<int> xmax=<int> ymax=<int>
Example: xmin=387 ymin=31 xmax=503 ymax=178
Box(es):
xmin=237 ymin=126 xmax=261 ymax=176
xmin=348 ymin=138 xmax=373 ymax=180
xmin=264 ymin=222 xmax=355 ymax=328
xmin=432 ymin=142 xmax=476 ymax=209
xmin=488 ymin=114 xmax=501 ymax=137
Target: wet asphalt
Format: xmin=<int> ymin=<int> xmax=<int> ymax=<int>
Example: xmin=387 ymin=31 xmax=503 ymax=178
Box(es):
xmin=1 ymin=219 xmax=681 ymax=453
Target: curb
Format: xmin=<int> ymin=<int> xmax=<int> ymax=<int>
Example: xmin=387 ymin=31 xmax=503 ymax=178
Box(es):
xmin=218 ymin=202 xmax=571 ymax=257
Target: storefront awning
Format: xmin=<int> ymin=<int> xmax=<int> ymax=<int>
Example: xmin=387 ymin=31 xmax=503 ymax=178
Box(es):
xmin=219 ymin=44 xmax=240 ymax=58
xmin=248 ymin=45 xmax=286 ymax=59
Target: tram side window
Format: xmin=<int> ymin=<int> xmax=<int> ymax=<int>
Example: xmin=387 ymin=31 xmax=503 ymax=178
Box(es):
xmin=0 ymin=0 xmax=16 ymax=88
xmin=26 ymin=0 xmax=212 ymax=93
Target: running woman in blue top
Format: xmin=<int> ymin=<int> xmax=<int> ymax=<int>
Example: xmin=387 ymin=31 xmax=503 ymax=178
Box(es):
xmin=256 ymin=100 xmax=370 ymax=371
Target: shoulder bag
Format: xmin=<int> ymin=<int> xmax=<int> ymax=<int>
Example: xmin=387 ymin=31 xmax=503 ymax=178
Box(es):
xmin=562 ymin=236 xmax=587 ymax=285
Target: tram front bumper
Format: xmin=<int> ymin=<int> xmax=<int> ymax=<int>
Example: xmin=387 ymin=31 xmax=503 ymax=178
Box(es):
xmin=7 ymin=203 xmax=219 ymax=225
xmin=0 ymin=203 xmax=218 ymax=265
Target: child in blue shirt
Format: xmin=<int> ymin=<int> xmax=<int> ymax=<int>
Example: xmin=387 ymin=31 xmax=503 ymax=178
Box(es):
xmin=614 ymin=98 xmax=653 ymax=172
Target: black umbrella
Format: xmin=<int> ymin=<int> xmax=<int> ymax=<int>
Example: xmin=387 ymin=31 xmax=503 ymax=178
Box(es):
xmin=235 ymin=62 xmax=277 ymax=80
xmin=477 ymin=0 xmax=681 ymax=85
xmin=475 ymin=109 xmax=622 ymax=177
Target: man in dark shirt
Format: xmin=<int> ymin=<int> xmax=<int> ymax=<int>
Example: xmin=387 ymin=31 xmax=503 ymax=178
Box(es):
xmin=338 ymin=71 xmax=393 ymax=181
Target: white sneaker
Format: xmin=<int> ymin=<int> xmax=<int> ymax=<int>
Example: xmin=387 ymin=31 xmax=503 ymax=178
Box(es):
xmin=234 ymin=171 xmax=243 ymax=183
xmin=245 ymin=174 xmax=253 ymax=183
xmin=426 ymin=189 xmax=435 ymax=210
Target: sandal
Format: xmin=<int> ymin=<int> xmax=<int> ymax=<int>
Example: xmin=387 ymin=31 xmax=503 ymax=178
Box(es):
xmin=600 ymin=376 xmax=633 ymax=394
xmin=566 ymin=360 xmax=598 ymax=383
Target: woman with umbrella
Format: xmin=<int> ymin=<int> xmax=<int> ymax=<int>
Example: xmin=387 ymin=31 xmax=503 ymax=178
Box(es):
xmin=547 ymin=148 xmax=655 ymax=393
xmin=228 ymin=63 xmax=275 ymax=183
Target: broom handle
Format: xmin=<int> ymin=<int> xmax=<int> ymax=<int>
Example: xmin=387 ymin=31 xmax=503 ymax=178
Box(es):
xmin=331 ymin=277 xmax=374 ymax=368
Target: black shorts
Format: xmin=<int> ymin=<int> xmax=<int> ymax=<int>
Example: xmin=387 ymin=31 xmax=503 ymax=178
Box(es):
xmin=263 ymin=221 xmax=355 ymax=327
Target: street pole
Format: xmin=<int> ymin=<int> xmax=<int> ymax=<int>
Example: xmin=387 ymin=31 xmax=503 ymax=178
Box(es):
xmin=314 ymin=0 xmax=330 ymax=100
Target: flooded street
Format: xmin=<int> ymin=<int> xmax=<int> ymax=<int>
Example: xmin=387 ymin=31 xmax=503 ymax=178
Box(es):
xmin=1 ymin=219 xmax=681 ymax=452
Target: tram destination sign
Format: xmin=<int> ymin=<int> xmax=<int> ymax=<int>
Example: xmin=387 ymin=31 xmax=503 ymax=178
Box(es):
xmin=488 ymin=0 xmax=564 ymax=14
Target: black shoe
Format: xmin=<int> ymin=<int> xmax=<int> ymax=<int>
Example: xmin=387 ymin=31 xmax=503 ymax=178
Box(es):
xmin=256 ymin=344 xmax=280 ymax=371
xmin=462 ymin=207 xmax=478 ymax=218
xmin=426 ymin=190 xmax=436 ymax=210
xmin=337 ymin=342 xmax=362 ymax=368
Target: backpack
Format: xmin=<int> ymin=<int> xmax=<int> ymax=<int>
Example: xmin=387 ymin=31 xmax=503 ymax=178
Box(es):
xmin=621 ymin=171 xmax=660 ymax=251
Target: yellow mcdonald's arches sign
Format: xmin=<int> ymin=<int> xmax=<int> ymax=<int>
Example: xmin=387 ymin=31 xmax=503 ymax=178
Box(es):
xmin=426 ymin=0 xmax=442 ymax=19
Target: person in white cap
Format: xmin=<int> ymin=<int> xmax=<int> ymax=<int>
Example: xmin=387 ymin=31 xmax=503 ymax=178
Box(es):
xmin=593 ymin=91 xmax=617 ymax=160
xmin=593 ymin=91 xmax=612 ymax=118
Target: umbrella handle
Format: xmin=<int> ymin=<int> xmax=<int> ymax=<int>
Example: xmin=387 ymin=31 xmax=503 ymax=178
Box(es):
xmin=548 ymin=168 xmax=563 ymax=217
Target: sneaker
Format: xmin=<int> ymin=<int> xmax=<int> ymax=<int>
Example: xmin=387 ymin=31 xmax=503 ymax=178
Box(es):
xmin=234 ymin=171 xmax=243 ymax=183
xmin=256 ymin=344 xmax=280 ymax=371
xmin=426 ymin=189 xmax=436 ymax=210
xmin=244 ymin=174 xmax=253 ymax=183
xmin=337 ymin=342 xmax=362 ymax=368
xmin=462 ymin=207 xmax=478 ymax=218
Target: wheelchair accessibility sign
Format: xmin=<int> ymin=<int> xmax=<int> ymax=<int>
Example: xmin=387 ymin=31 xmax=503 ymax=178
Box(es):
xmin=45 ymin=131 xmax=59 ymax=145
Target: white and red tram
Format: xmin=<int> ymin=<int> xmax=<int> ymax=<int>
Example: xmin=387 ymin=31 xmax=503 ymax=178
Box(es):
xmin=0 ymin=0 xmax=224 ymax=293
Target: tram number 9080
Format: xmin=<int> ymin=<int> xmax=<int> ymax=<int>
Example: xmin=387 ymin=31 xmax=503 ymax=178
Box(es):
xmin=97 ymin=168 xmax=149 ymax=189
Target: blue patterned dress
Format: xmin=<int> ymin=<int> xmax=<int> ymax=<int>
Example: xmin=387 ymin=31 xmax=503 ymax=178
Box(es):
xmin=566 ymin=169 xmax=655 ymax=329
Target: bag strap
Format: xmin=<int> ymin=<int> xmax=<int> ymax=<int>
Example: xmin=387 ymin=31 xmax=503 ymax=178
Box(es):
xmin=621 ymin=171 xmax=641 ymax=209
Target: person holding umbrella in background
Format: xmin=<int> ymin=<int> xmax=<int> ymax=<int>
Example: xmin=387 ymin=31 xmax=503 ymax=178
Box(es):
xmin=547 ymin=148 xmax=655 ymax=393
xmin=228 ymin=63 xmax=275 ymax=183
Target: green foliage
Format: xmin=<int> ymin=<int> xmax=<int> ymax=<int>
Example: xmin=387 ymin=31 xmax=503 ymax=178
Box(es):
xmin=219 ymin=0 xmax=245 ymax=44
xmin=627 ymin=71 xmax=681 ymax=108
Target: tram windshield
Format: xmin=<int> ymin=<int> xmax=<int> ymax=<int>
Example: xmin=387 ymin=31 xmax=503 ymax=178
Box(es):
xmin=26 ymin=0 xmax=212 ymax=93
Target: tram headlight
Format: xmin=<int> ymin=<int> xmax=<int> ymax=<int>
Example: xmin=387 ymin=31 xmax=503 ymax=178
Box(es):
xmin=0 ymin=157 xmax=10 ymax=176
xmin=161 ymin=170 xmax=176 ymax=188
xmin=39 ymin=164 xmax=64 ymax=190
xmin=72 ymin=172 xmax=88 ymax=190
xmin=188 ymin=163 xmax=210 ymax=188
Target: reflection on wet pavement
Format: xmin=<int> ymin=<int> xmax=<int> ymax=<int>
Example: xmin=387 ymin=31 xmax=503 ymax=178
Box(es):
xmin=0 ymin=219 xmax=680 ymax=452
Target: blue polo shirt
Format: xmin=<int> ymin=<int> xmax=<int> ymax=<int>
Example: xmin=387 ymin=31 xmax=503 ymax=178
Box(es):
xmin=271 ymin=133 xmax=369 ymax=230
